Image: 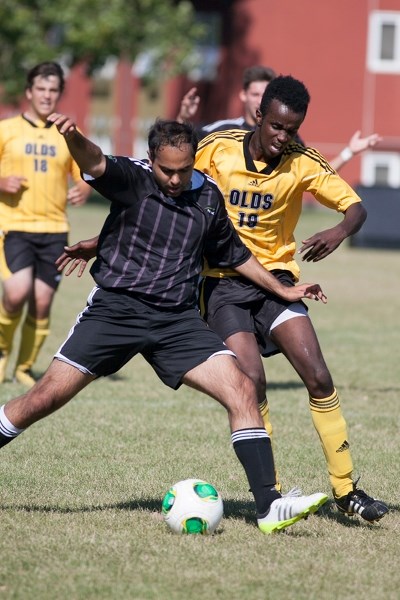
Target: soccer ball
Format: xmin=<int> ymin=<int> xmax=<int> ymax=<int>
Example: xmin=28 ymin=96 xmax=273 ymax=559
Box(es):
xmin=161 ymin=478 xmax=223 ymax=534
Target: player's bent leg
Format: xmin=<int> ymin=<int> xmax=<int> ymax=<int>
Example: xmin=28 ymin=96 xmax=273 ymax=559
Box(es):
xmin=182 ymin=355 xmax=327 ymax=532
xmin=0 ymin=304 xmax=22 ymax=383
xmin=0 ymin=358 xmax=95 ymax=448
xmin=271 ymin=316 xmax=389 ymax=521
xmin=2 ymin=267 xmax=34 ymax=314
xmin=14 ymin=279 xmax=56 ymax=386
xmin=224 ymin=331 xmax=266 ymax=403
xmin=14 ymin=315 xmax=50 ymax=387
xmin=182 ymin=353 xmax=262 ymax=430
xmin=224 ymin=332 xmax=278 ymax=491
xmin=0 ymin=268 xmax=33 ymax=383
xmin=270 ymin=315 xmax=332 ymax=396
xmin=272 ymin=317 xmax=353 ymax=493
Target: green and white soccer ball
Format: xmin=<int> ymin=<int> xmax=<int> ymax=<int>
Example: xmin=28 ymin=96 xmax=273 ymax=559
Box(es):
xmin=161 ymin=478 xmax=223 ymax=534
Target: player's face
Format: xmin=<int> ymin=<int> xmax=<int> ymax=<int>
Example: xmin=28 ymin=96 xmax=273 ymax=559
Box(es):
xmin=25 ymin=75 xmax=62 ymax=121
xmin=256 ymin=99 xmax=304 ymax=161
xmin=240 ymin=80 xmax=269 ymax=125
xmin=149 ymin=144 xmax=194 ymax=197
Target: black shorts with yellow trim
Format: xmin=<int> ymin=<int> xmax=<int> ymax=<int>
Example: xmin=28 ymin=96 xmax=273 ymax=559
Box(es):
xmin=200 ymin=271 xmax=307 ymax=357
xmin=56 ymin=286 xmax=232 ymax=390
xmin=0 ymin=231 xmax=67 ymax=290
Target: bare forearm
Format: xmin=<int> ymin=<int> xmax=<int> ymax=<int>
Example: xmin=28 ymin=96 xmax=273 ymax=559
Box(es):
xmin=47 ymin=113 xmax=106 ymax=178
xmin=64 ymin=129 xmax=105 ymax=177
xmin=234 ymin=255 xmax=285 ymax=296
xmin=233 ymin=255 xmax=327 ymax=303
xmin=339 ymin=202 xmax=367 ymax=237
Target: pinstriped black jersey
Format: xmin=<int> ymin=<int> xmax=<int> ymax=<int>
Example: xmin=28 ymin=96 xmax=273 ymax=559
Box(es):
xmin=84 ymin=156 xmax=251 ymax=309
xmin=196 ymin=130 xmax=362 ymax=280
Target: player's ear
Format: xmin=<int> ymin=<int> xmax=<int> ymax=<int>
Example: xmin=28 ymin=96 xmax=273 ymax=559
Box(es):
xmin=255 ymin=108 xmax=263 ymax=127
xmin=239 ymin=89 xmax=247 ymax=103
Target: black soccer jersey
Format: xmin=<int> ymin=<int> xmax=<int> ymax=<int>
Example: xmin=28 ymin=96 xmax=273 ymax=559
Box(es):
xmin=84 ymin=156 xmax=251 ymax=309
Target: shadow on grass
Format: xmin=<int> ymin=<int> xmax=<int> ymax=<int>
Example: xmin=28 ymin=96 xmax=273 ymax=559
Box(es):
xmin=3 ymin=497 xmax=397 ymax=530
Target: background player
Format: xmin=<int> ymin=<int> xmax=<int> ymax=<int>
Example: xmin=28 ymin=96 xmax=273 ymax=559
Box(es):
xmin=0 ymin=61 xmax=91 ymax=387
xmin=195 ymin=75 xmax=388 ymax=523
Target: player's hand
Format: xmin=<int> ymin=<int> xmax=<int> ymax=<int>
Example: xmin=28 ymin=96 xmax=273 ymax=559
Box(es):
xmin=47 ymin=112 xmax=77 ymax=137
xmin=67 ymin=183 xmax=89 ymax=206
xmin=0 ymin=175 xmax=28 ymax=194
xmin=348 ymin=130 xmax=382 ymax=154
xmin=55 ymin=236 xmax=98 ymax=277
xmin=298 ymin=227 xmax=346 ymax=262
xmin=286 ymin=283 xmax=327 ymax=303
xmin=176 ymin=87 xmax=200 ymax=122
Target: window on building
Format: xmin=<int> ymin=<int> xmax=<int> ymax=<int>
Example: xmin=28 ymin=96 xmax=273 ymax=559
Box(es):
xmin=361 ymin=152 xmax=400 ymax=187
xmin=367 ymin=11 xmax=400 ymax=73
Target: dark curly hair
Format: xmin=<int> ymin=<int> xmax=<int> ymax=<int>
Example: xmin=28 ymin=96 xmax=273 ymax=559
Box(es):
xmin=259 ymin=75 xmax=310 ymax=117
xmin=148 ymin=119 xmax=198 ymax=160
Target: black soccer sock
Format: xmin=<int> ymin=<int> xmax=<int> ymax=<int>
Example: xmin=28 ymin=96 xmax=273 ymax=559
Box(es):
xmin=232 ymin=427 xmax=280 ymax=515
xmin=0 ymin=405 xmax=24 ymax=448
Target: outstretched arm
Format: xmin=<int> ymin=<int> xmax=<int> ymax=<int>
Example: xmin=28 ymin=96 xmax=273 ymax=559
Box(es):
xmin=47 ymin=113 xmax=106 ymax=179
xmin=298 ymin=203 xmax=367 ymax=262
xmin=55 ymin=236 xmax=99 ymax=277
xmin=330 ymin=130 xmax=382 ymax=171
xmin=234 ymin=255 xmax=327 ymax=303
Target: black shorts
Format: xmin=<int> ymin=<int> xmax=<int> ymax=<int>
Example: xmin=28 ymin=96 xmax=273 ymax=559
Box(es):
xmin=200 ymin=272 xmax=307 ymax=357
xmin=56 ymin=287 xmax=232 ymax=389
xmin=0 ymin=231 xmax=67 ymax=290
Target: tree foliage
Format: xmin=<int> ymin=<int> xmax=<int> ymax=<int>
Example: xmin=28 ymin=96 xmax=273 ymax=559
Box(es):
xmin=0 ymin=0 xmax=203 ymax=102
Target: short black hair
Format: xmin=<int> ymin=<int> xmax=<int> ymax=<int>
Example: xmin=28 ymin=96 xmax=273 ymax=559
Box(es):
xmin=242 ymin=65 xmax=276 ymax=90
xmin=148 ymin=119 xmax=198 ymax=160
xmin=259 ymin=75 xmax=310 ymax=117
xmin=26 ymin=62 xmax=65 ymax=93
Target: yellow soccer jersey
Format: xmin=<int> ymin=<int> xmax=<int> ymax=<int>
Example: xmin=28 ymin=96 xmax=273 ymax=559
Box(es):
xmin=0 ymin=114 xmax=82 ymax=233
xmin=195 ymin=130 xmax=362 ymax=281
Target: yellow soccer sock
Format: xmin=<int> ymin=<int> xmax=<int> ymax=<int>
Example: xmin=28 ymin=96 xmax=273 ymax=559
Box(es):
xmin=15 ymin=315 xmax=50 ymax=373
xmin=309 ymin=389 xmax=354 ymax=498
xmin=0 ymin=303 xmax=22 ymax=354
xmin=259 ymin=398 xmax=281 ymax=493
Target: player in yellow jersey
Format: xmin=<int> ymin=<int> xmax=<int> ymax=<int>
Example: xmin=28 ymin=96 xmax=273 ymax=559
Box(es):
xmin=195 ymin=75 xmax=389 ymax=523
xmin=0 ymin=62 xmax=91 ymax=387
xmin=177 ymin=64 xmax=381 ymax=166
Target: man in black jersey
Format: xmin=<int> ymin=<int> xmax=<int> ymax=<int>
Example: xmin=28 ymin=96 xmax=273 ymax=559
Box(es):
xmin=0 ymin=116 xmax=328 ymax=534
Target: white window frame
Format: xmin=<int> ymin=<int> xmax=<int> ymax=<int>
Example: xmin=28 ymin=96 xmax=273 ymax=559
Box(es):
xmin=361 ymin=152 xmax=400 ymax=187
xmin=367 ymin=11 xmax=400 ymax=73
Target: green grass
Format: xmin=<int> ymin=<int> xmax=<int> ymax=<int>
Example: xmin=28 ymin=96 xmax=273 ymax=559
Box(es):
xmin=1 ymin=200 xmax=399 ymax=600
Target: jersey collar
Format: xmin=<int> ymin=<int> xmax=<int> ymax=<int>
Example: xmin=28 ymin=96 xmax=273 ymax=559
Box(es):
xmin=243 ymin=131 xmax=282 ymax=175
xmin=21 ymin=113 xmax=53 ymax=129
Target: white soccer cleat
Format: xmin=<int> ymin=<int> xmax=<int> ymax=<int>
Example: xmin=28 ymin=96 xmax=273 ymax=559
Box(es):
xmin=257 ymin=492 xmax=328 ymax=534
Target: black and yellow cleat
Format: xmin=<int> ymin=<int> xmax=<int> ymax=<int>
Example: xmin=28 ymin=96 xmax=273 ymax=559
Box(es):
xmin=335 ymin=483 xmax=388 ymax=522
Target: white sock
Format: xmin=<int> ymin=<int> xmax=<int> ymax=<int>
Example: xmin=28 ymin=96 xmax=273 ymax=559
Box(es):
xmin=0 ymin=405 xmax=24 ymax=438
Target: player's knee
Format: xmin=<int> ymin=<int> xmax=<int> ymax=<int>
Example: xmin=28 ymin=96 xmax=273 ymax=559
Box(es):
xmin=307 ymin=364 xmax=334 ymax=397
xmin=229 ymin=371 xmax=259 ymax=417
xmin=238 ymin=365 xmax=266 ymax=403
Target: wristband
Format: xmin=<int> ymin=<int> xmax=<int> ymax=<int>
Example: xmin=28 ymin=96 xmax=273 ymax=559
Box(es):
xmin=340 ymin=146 xmax=354 ymax=162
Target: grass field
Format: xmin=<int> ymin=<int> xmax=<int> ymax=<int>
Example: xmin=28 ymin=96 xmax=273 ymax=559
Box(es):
xmin=1 ymin=199 xmax=399 ymax=600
